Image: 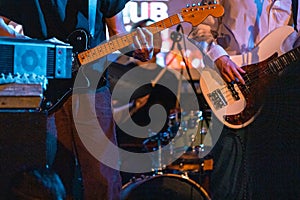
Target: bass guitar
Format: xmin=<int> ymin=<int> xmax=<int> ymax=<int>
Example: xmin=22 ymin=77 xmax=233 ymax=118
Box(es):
xmin=200 ymin=26 xmax=299 ymax=129
xmin=43 ymin=4 xmax=225 ymax=112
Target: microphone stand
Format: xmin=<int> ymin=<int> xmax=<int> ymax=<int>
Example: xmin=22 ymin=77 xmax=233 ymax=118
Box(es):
xmin=170 ymin=25 xmax=184 ymax=110
xmin=174 ymin=25 xmax=210 ymax=129
xmin=173 ymin=25 xmax=211 ymax=161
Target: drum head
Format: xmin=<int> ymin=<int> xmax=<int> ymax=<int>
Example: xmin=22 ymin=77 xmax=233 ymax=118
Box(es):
xmin=121 ymin=174 xmax=210 ymax=200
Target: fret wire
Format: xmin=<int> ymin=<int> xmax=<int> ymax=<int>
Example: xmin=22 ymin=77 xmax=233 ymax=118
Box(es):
xmin=268 ymin=62 xmax=276 ymax=73
xmin=91 ymin=48 xmax=98 ymax=62
xmin=108 ymin=41 xmax=114 ymax=53
xmin=84 ymin=51 xmax=90 ymax=63
xmin=127 ymin=32 xmax=134 ymax=44
xmin=113 ymin=39 xmax=121 ymax=52
xmin=103 ymin=43 xmax=108 ymax=55
xmin=169 ymin=15 xmax=174 ymax=27
xmin=293 ymin=49 xmax=299 ymax=59
xmin=277 ymin=57 xmax=284 ymax=71
xmin=116 ymin=37 xmax=123 ymax=48
xmin=281 ymin=56 xmax=289 ymax=66
xmin=290 ymin=51 xmax=297 ymax=61
xmin=162 ymin=16 xmax=174 ymax=28
xmin=168 ymin=15 xmax=179 ymax=27
xmin=149 ymin=14 xmax=180 ymax=34
xmin=162 ymin=19 xmax=167 ymax=29
xmin=273 ymin=61 xmax=279 ymax=73
xmin=265 ymin=63 xmax=271 ymax=74
xmin=285 ymin=53 xmax=292 ymax=65
xmin=275 ymin=59 xmax=282 ymax=72
xmin=293 ymin=50 xmax=298 ymax=61
xmin=287 ymin=51 xmax=293 ymax=62
xmin=83 ymin=51 xmax=90 ymax=62
xmin=273 ymin=59 xmax=280 ymax=72
xmin=121 ymin=36 xmax=128 ymax=46
xmin=122 ymin=35 xmax=129 ymax=46
xmin=287 ymin=52 xmax=294 ymax=64
xmin=147 ymin=23 xmax=156 ymax=33
xmin=150 ymin=22 xmax=164 ymax=34
xmin=108 ymin=41 xmax=115 ymax=52
xmin=154 ymin=21 xmax=164 ymax=30
xmin=294 ymin=47 xmax=300 ymax=58
xmin=98 ymin=44 xmax=105 ymax=57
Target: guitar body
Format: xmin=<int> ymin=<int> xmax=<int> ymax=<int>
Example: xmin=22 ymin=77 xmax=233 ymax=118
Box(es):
xmin=200 ymin=26 xmax=296 ymax=129
xmin=42 ymin=29 xmax=90 ymax=112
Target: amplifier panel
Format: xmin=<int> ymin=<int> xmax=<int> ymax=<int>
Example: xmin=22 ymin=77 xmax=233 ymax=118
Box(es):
xmin=0 ymin=37 xmax=73 ymax=79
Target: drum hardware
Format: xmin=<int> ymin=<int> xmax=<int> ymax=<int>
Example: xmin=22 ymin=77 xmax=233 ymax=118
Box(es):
xmin=143 ymin=130 xmax=169 ymax=175
xmin=143 ymin=109 xmax=212 ymax=174
xmin=153 ymin=132 xmax=164 ymax=175
xmin=169 ymin=109 xmax=210 ymax=157
xmin=190 ymin=111 xmax=208 ymax=157
xmin=165 ymin=109 xmax=214 ymax=192
xmin=125 ymin=108 xmax=213 ymax=199
xmin=139 ymin=108 xmax=213 ymax=193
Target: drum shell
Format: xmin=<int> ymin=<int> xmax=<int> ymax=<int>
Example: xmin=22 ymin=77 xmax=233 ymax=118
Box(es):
xmin=121 ymin=174 xmax=210 ymax=200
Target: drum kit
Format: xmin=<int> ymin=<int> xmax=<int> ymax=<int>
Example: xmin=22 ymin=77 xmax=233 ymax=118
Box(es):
xmin=120 ymin=109 xmax=213 ymax=200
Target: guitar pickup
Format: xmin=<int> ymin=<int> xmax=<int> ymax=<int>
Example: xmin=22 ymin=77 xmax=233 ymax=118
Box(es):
xmin=227 ymin=82 xmax=240 ymax=100
xmin=208 ymin=89 xmax=227 ymax=110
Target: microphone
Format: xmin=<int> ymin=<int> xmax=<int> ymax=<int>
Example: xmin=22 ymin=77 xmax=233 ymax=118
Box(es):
xmin=176 ymin=24 xmax=182 ymax=32
xmin=171 ymin=25 xmax=182 ymax=43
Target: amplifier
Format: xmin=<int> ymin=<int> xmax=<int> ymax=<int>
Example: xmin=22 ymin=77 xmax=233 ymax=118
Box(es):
xmin=0 ymin=37 xmax=73 ymax=79
xmin=0 ymin=110 xmax=50 ymax=198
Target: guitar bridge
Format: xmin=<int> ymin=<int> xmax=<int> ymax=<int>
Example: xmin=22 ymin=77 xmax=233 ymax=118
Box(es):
xmin=208 ymin=89 xmax=227 ymax=110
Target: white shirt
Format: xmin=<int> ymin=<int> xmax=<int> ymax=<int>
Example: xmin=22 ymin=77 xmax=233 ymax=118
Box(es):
xmin=189 ymin=0 xmax=299 ymax=62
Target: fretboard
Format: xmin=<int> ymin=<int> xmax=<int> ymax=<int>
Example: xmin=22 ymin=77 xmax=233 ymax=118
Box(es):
xmin=77 ymin=14 xmax=182 ymax=65
xmin=268 ymin=46 xmax=300 ymax=73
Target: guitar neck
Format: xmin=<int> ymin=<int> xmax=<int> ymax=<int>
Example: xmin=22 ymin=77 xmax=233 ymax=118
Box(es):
xmin=268 ymin=46 xmax=300 ymax=74
xmin=77 ymin=14 xmax=182 ymax=65
xmin=77 ymin=4 xmax=225 ymax=65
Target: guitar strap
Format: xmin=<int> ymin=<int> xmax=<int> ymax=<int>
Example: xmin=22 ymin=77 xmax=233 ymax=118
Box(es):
xmin=69 ymin=2 xmax=97 ymax=197
xmin=71 ymin=129 xmax=84 ymax=198
xmin=292 ymin=0 xmax=298 ymax=31
xmin=88 ymin=0 xmax=97 ymax=37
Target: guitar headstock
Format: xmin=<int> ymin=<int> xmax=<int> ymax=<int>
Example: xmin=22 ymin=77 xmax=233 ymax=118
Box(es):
xmin=180 ymin=3 xmax=224 ymax=26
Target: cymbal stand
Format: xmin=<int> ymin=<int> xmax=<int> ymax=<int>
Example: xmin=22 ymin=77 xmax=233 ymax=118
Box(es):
xmin=144 ymin=131 xmax=165 ymax=175
xmin=192 ymin=111 xmax=207 ymax=155
xmin=153 ymin=132 xmax=167 ymax=175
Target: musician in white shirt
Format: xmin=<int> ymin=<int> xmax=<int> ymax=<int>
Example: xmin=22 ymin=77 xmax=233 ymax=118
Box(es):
xmin=188 ymin=1 xmax=300 ymax=199
xmin=189 ymin=0 xmax=300 ymax=84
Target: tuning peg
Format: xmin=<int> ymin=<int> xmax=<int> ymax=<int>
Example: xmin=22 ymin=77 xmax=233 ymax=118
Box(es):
xmin=130 ymin=176 xmax=137 ymax=182
xmin=192 ymin=3 xmax=196 ymax=7
xmin=186 ymin=4 xmax=190 ymax=8
xmin=201 ymin=0 xmax=208 ymax=5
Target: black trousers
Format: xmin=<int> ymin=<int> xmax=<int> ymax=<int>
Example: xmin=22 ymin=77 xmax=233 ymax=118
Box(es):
xmin=246 ymin=61 xmax=300 ymax=200
xmin=209 ymin=61 xmax=300 ymax=200
xmin=209 ymin=126 xmax=248 ymax=200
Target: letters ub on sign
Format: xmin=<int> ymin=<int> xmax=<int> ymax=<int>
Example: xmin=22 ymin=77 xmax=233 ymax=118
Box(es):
xmin=123 ymin=0 xmax=169 ymax=30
